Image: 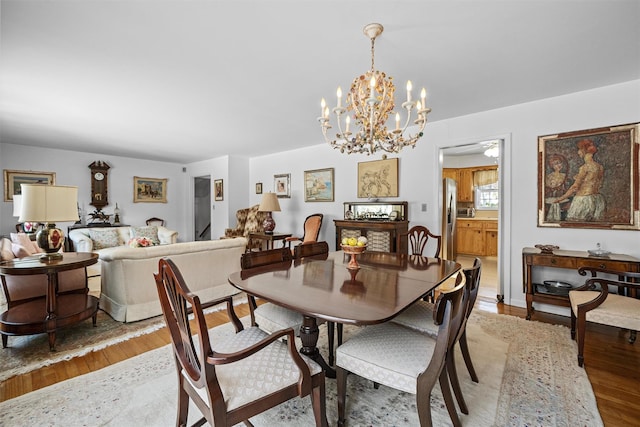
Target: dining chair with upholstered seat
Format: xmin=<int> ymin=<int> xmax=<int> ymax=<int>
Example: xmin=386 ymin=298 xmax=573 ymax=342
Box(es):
xmin=336 ymin=275 xmax=467 ymax=427
xmin=397 ymin=225 xmax=442 ymax=257
xmin=285 ymin=213 xmax=323 ymax=250
xmin=391 ymin=257 xmax=482 ymax=415
xmin=154 ymin=258 xmax=327 ymax=427
xmin=570 ymin=266 xmax=640 ymax=367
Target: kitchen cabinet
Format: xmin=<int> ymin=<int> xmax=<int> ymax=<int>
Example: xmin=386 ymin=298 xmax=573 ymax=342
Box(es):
xmin=442 ymin=166 xmax=498 ymax=203
xmin=456 ymin=219 xmax=498 ymax=256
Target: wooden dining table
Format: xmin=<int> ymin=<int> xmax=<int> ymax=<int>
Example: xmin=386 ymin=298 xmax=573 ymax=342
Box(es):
xmin=228 ymin=250 xmax=461 ymax=378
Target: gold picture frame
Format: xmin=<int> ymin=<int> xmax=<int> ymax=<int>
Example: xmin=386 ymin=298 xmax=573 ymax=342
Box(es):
xmin=537 ymin=122 xmax=639 ymax=230
xmin=357 ymin=158 xmax=399 ymax=198
xmin=304 ymin=168 xmax=334 ymax=202
xmin=214 ymin=179 xmax=223 ymax=201
xmin=133 ymin=176 xmax=168 ymax=203
xmin=3 ymin=169 xmax=56 ymax=201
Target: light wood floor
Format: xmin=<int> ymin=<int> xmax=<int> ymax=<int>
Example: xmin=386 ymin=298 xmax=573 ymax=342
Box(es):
xmin=1 ymin=301 xmax=639 ymax=426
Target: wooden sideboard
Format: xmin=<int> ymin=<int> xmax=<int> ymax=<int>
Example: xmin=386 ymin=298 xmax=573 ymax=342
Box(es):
xmin=522 ymin=247 xmax=640 ymax=320
xmin=334 ymin=220 xmax=409 ymax=253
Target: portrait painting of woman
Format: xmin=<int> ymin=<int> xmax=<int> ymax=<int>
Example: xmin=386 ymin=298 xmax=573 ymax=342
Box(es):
xmin=538 ymin=123 xmax=639 ymax=230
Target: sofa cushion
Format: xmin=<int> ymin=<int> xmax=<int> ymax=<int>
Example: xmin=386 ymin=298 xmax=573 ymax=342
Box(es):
xmin=89 ymin=229 xmax=121 ymax=249
xmin=131 ymin=226 xmax=160 ymax=245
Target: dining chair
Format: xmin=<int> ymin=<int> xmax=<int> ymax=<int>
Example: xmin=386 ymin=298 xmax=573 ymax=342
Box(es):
xmin=396 ymin=225 xmax=442 ymax=257
xmin=145 ymin=217 xmax=165 ymax=226
xmin=391 ymin=258 xmax=482 ymax=414
xmin=336 ymin=275 xmax=467 ymax=427
xmin=240 ymin=247 xmax=301 ymax=331
xmin=570 ymin=266 xmax=640 ymax=367
xmin=285 ymin=213 xmax=323 ymax=250
xmin=154 ymin=258 xmax=327 ymax=427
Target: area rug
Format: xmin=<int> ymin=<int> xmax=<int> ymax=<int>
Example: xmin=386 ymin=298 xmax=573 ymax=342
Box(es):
xmin=0 ymin=311 xmax=603 ymax=427
xmin=0 ymin=303 xmax=230 ymax=382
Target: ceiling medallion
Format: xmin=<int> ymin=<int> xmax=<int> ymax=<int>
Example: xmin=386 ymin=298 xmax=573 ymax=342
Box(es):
xmin=318 ymin=23 xmax=431 ymax=156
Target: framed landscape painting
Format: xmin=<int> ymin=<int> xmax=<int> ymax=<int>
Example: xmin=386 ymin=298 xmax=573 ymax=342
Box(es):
xmin=537 ymin=122 xmax=639 ymax=230
xmin=133 ymin=176 xmax=167 ymax=203
xmin=4 ymin=169 xmax=56 ymax=201
xmin=357 ymin=158 xmax=399 ymax=198
xmin=304 ymin=168 xmax=334 ymax=202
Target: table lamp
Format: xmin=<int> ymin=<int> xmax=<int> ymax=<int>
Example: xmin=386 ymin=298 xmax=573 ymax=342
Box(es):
xmin=13 ymin=194 xmax=37 ymax=234
xmin=18 ymin=184 xmax=79 ymax=260
xmin=258 ymin=192 xmax=281 ymax=234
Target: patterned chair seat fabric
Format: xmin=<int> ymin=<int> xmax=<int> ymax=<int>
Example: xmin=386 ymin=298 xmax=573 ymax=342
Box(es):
xmin=186 ymin=325 xmax=322 ymax=411
xmin=569 ymin=290 xmax=640 ymax=331
xmin=391 ymin=300 xmax=438 ymax=337
xmin=336 ymin=322 xmax=437 ymax=394
xmin=254 ymin=304 xmax=304 ymax=335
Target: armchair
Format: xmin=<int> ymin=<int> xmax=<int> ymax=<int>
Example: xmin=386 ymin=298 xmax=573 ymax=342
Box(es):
xmin=285 ymin=213 xmax=323 ymax=249
xmin=570 ymin=267 xmax=640 ymax=367
xmin=224 ymin=205 xmax=266 ymax=250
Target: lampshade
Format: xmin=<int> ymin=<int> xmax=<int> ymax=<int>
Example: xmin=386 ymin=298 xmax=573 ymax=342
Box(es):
xmin=19 ymin=184 xmax=79 ymax=260
xmin=12 ymin=194 xmax=22 ymax=217
xmin=258 ymin=192 xmax=281 ymax=212
xmin=19 ymin=184 xmax=79 ymax=223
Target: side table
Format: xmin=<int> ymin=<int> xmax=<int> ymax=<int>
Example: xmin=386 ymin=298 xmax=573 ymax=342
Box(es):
xmin=248 ymin=232 xmax=293 ymax=252
xmin=0 ymin=252 xmax=99 ymax=351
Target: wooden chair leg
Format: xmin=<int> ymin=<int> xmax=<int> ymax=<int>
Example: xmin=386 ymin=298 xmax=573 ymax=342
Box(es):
xmin=337 ymin=323 xmax=343 ymax=346
xmin=438 ymin=368 xmax=462 ymax=427
xmin=1 ymin=334 xmax=7 ymax=348
xmin=446 ymin=350 xmax=468 ymax=414
xmin=459 ymin=331 xmax=479 ymax=383
xmin=327 ymin=322 xmax=335 ymax=366
xmin=570 ymin=310 xmax=577 ymax=340
xmin=310 ymin=376 xmax=328 ymax=427
xmin=337 ymin=367 xmax=348 ymax=427
xmin=576 ymin=312 xmax=586 ymax=367
xmin=176 ymin=369 xmax=190 ymax=427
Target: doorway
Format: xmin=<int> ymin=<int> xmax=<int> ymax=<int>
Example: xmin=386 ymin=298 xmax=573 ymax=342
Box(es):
xmin=441 ymin=140 xmax=502 ymax=302
xmin=194 ymin=176 xmax=211 ymax=241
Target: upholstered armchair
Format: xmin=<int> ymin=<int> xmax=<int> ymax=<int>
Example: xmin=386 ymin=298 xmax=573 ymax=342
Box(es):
xmin=224 ymin=205 xmax=266 ymax=250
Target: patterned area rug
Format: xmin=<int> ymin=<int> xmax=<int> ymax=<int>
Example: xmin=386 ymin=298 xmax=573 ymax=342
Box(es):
xmin=0 ymin=311 xmax=603 ymax=426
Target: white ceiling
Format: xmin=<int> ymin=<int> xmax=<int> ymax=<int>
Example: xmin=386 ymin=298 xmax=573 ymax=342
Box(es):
xmin=1 ymin=1 xmax=639 ymax=164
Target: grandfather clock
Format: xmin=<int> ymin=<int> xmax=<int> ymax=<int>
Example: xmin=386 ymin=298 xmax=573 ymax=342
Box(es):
xmin=89 ymin=161 xmax=110 ymax=208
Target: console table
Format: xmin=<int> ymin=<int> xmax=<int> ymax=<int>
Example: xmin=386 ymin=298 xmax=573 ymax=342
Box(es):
xmin=522 ymin=247 xmax=640 ymax=320
xmin=0 ymin=252 xmax=99 ymax=350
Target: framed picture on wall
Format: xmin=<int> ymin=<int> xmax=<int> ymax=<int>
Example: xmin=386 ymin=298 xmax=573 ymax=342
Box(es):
xmin=274 ymin=173 xmax=291 ymax=198
xmin=537 ymin=122 xmax=639 ymax=230
xmin=357 ymin=158 xmax=399 ymax=198
xmin=133 ymin=176 xmax=168 ymax=203
xmin=3 ymin=169 xmax=56 ymax=201
xmin=256 ymin=182 xmax=263 ymax=194
xmin=304 ymin=168 xmax=334 ymax=202
xmin=214 ymin=179 xmax=223 ymax=201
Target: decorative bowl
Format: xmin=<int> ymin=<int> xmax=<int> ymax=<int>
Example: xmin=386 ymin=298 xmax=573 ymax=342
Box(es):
xmin=543 ymin=280 xmax=572 ymax=289
xmin=587 ymin=248 xmax=611 ymax=257
xmin=535 ymin=244 xmax=559 ymax=254
xmin=341 ymin=244 xmax=366 ymax=269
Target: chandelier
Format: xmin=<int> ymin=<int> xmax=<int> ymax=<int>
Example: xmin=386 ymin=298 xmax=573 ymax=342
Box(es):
xmin=318 ymin=23 xmax=431 ymax=156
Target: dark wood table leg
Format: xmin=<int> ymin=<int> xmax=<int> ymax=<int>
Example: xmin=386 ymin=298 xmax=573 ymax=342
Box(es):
xmin=299 ymin=315 xmax=336 ymax=378
xmin=46 ymin=270 xmax=58 ymax=351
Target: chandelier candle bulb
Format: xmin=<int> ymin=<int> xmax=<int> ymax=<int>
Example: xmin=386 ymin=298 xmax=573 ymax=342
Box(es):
xmin=395 ymin=113 xmax=400 ymax=131
xmin=406 ymin=80 xmax=412 ymax=102
xmin=321 ymin=98 xmax=326 ymax=116
xmin=345 ymin=115 xmax=350 ymax=133
xmin=421 ymin=88 xmax=426 ymax=109
xmin=337 ymin=87 xmax=342 ymax=108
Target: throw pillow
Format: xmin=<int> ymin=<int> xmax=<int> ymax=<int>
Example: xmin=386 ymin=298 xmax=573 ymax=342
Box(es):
xmin=89 ymin=229 xmax=121 ymax=250
xmin=11 ymin=243 xmax=31 ymax=258
xmin=10 ymin=232 xmax=39 ymax=255
xmin=1 ymin=239 xmax=15 ymax=261
xmin=131 ymin=226 xmax=160 ymax=245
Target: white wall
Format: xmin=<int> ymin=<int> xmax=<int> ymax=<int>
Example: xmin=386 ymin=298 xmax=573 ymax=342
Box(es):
xmin=245 ymin=80 xmax=640 ymax=313
xmin=0 ymin=144 xmax=188 ymax=240
xmin=2 ymin=80 xmax=638 ymax=315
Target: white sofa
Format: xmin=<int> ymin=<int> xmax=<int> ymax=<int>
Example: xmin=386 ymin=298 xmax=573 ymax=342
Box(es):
xmin=69 ymin=225 xmax=178 ymax=253
xmin=95 ymin=237 xmax=247 ymax=322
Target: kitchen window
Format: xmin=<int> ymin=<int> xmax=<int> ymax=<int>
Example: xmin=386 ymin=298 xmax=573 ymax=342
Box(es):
xmin=473 ymin=169 xmax=499 ymax=210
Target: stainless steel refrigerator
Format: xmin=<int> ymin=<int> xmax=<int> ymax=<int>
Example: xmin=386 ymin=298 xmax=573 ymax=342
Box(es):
xmin=441 ymin=178 xmax=457 ymax=260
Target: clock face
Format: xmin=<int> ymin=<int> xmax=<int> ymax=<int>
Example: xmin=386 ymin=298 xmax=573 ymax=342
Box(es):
xmin=94 ymin=172 xmax=105 ymax=181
